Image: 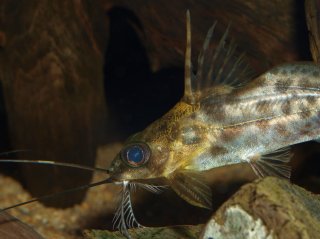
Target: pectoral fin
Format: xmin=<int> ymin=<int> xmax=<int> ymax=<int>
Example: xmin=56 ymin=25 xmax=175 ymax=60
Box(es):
xmin=168 ymin=170 xmax=212 ymax=209
xmin=249 ymin=147 xmax=292 ymax=179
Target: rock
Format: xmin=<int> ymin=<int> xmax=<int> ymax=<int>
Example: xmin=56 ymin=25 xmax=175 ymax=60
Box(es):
xmin=0 ymin=212 xmax=43 ymax=239
xmin=102 ymin=0 xmax=310 ymax=73
xmin=305 ymin=0 xmax=320 ymax=63
xmin=83 ymin=225 xmax=203 ymax=239
xmin=202 ymin=205 xmax=273 ymax=239
xmin=202 ymin=177 xmax=320 ymax=239
xmin=83 ymin=177 xmax=320 ymax=239
xmin=0 ymin=0 xmax=108 ymax=207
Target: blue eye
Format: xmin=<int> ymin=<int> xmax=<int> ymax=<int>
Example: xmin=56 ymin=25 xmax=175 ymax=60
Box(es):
xmin=121 ymin=143 xmax=150 ymax=167
xmin=127 ymin=146 xmax=143 ymax=163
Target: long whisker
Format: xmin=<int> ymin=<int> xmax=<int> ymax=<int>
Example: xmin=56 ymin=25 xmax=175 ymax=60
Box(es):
xmin=0 ymin=158 xmax=109 ymax=173
xmin=0 ymin=178 xmax=113 ymax=212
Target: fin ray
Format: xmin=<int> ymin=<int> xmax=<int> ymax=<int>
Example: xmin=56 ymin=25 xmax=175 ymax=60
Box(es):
xmin=249 ymin=147 xmax=292 ymax=179
xmin=196 ymin=23 xmax=254 ymax=91
xmin=182 ymin=14 xmax=254 ymax=104
xmin=168 ymin=170 xmax=212 ymax=209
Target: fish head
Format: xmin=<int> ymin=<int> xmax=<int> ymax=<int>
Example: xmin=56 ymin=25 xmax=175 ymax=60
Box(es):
xmin=107 ymin=101 xmax=197 ymax=182
xmin=107 ymin=131 xmax=170 ymax=182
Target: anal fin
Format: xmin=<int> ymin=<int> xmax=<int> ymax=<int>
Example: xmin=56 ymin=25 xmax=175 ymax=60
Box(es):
xmin=249 ymin=147 xmax=292 ymax=179
xmin=168 ymin=170 xmax=212 ymax=209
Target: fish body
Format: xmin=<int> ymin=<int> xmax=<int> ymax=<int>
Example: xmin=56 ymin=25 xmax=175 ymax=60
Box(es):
xmin=107 ymin=11 xmax=320 ymax=236
xmin=185 ymin=62 xmax=320 ymax=172
xmin=109 ymin=62 xmax=320 ymax=203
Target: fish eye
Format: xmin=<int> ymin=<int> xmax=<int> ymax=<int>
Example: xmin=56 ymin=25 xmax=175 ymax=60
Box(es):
xmin=121 ymin=143 xmax=150 ymax=167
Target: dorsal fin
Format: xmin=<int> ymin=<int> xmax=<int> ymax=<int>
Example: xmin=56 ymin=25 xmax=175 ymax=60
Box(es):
xmin=183 ymin=10 xmax=196 ymax=104
xmin=196 ymin=23 xmax=254 ymax=92
xmin=183 ymin=12 xmax=254 ymax=104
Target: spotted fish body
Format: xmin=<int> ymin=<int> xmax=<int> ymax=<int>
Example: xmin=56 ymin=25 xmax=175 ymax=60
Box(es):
xmin=106 ymin=12 xmax=320 ymax=236
xmin=185 ymin=63 xmax=320 ymax=173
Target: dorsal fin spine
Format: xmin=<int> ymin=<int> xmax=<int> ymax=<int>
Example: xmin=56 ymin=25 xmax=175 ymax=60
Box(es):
xmin=184 ymin=10 xmax=195 ymax=104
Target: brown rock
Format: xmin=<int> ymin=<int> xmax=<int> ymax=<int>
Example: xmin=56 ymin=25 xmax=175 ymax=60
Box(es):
xmin=83 ymin=224 xmax=203 ymax=239
xmin=202 ymin=177 xmax=320 ymax=239
xmin=102 ymin=0 xmax=310 ymax=73
xmin=0 ymin=0 xmax=108 ymax=207
xmin=0 ymin=212 xmax=43 ymax=239
xmin=305 ymin=0 xmax=320 ymax=63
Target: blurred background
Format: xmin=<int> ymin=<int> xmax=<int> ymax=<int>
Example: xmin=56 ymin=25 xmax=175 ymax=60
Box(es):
xmin=0 ymin=0 xmax=319 ymax=238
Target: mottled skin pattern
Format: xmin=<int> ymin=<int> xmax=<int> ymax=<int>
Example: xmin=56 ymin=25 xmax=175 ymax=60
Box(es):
xmin=109 ymin=62 xmax=320 ymax=181
xmin=190 ymin=62 xmax=320 ymax=171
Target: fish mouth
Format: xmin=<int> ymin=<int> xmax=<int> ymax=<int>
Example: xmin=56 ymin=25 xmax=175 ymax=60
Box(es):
xmin=105 ymin=177 xmax=156 ymax=185
xmin=105 ymin=175 xmax=124 ymax=184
